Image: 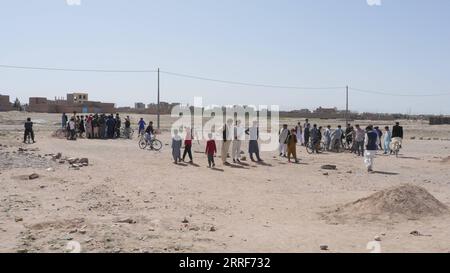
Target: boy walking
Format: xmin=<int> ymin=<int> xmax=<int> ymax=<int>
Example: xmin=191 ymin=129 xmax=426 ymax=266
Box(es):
xmin=205 ymin=133 xmax=217 ymax=168
xmin=287 ymin=129 xmax=299 ymax=163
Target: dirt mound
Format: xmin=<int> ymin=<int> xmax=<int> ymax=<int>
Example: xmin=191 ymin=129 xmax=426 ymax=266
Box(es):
xmin=324 ymin=184 xmax=448 ymax=222
xmin=441 ymin=156 xmax=450 ymax=163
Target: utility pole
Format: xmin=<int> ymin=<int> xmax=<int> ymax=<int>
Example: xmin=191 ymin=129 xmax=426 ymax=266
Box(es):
xmin=345 ymin=85 xmax=349 ymax=125
xmin=157 ymin=68 xmax=160 ymax=130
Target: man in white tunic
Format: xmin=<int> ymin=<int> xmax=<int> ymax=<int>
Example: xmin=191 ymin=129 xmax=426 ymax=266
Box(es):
xmin=278 ymin=124 xmax=290 ymax=157
xmin=232 ymin=120 xmax=244 ymax=163
xmin=221 ymin=119 xmax=234 ymax=165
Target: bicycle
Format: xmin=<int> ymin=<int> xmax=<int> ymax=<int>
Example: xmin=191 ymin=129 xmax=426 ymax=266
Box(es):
xmin=120 ymin=127 xmax=135 ymax=139
xmin=53 ymin=128 xmax=68 ymax=139
xmin=329 ymin=139 xmax=344 ymax=153
xmin=306 ymin=140 xmax=323 ymax=154
xmin=139 ymin=133 xmax=163 ymax=151
xmin=341 ymin=134 xmax=355 ymax=153
xmin=391 ymin=137 xmax=402 ymax=158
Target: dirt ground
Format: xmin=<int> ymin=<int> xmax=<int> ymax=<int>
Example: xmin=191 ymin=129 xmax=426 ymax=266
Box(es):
xmin=1 ymin=111 xmax=450 ymax=253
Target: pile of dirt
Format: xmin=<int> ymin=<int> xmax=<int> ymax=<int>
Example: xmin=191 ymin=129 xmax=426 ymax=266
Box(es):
xmin=441 ymin=156 xmax=450 ymax=163
xmin=324 ymin=184 xmax=448 ymax=222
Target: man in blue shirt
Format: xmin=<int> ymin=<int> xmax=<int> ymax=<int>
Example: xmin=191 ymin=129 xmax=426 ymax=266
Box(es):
xmin=138 ymin=118 xmax=146 ymax=135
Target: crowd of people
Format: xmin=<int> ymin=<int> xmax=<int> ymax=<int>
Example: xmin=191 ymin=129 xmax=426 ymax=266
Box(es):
xmin=279 ymin=119 xmax=404 ymax=172
xmin=170 ymin=120 xmax=264 ymax=167
xmin=23 ymin=113 xmax=404 ymax=173
xmin=288 ymin=119 xmax=404 ymax=155
xmin=61 ymin=112 xmax=135 ymax=141
xmin=170 ymin=119 xmax=404 ymax=173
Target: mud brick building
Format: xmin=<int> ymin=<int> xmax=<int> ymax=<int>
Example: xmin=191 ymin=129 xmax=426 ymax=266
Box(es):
xmin=28 ymin=93 xmax=115 ymax=114
xmin=0 ymin=95 xmax=13 ymax=111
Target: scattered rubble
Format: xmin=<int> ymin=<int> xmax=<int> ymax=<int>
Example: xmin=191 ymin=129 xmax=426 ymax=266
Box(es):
xmin=116 ymin=218 xmax=137 ymax=224
xmin=320 ymin=245 xmax=329 ymax=251
xmin=29 ymin=173 xmax=39 ymax=180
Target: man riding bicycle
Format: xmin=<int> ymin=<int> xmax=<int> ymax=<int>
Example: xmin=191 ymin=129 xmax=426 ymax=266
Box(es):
xmin=145 ymin=121 xmax=155 ymax=142
xmin=391 ymin=122 xmax=404 ymax=153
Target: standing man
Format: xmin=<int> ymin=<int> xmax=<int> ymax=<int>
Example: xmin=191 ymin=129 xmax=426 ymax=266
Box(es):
xmin=330 ymin=125 xmax=343 ymax=151
xmin=374 ymin=126 xmax=383 ymax=150
xmin=171 ymin=129 xmax=182 ymax=164
xmin=115 ymin=114 xmax=121 ymax=138
xmin=296 ymin=122 xmax=303 ymax=146
xmin=246 ymin=121 xmax=262 ymax=162
xmin=106 ymin=114 xmax=115 ymax=138
xmin=99 ymin=114 xmax=106 ymax=139
xmin=124 ymin=116 xmax=132 ymax=139
xmin=68 ymin=117 xmax=76 ymax=140
xmin=323 ymin=125 xmax=332 ymax=151
xmin=345 ymin=124 xmax=353 ymax=147
xmin=62 ymin=113 xmax=68 ymax=129
xmin=383 ymin=126 xmax=392 ymax=155
xmin=85 ymin=115 xmax=93 ymax=139
xmin=364 ymin=125 xmax=379 ymax=173
xmin=232 ymin=120 xmax=244 ymax=163
xmin=354 ymin=124 xmax=365 ymax=157
xmin=310 ymin=124 xmax=320 ymax=153
xmin=24 ymin=118 xmax=35 ymax=143
xmin=278 ymin=124 xmax=290 ymax=157
xmin=303 ymin=119 xmax=311 ymax=145
xmin=79 ymin=115 xmax=85 ymax=138
xmin=221 ymin=119 xmax=234 ymax=165
xmin=92 ymin=114 xmax=99 ymax=139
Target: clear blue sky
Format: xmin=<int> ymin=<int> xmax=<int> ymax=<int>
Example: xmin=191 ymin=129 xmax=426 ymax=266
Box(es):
xmin=1 ymin=0 xmax=450 ymax=114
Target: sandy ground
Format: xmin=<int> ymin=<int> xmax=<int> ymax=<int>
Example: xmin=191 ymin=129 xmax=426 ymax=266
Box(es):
xmin=1 ymin=112 xmax=450 ymax=253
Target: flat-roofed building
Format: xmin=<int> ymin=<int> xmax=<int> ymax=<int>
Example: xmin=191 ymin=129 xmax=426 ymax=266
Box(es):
xmin=67 ymin=93 xmax=89 ymax=104
xmin=28 ymin=93 xmax=115 ymax=113
xmin=135 ymin=102 xmax=146 ymax=109
xmin=0 ymin=94 xmax=13 ymax=111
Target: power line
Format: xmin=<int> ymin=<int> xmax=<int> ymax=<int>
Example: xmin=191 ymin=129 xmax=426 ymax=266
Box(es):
xmin=159 ymin=70 xmax=345 ymax=90
xmin=2 ymin=64 xmax=450 ymax=97
xmin=0 ymin=64 xmax=157 ymax=73
xmin=349 ymin=87 xmax=450 ymax=97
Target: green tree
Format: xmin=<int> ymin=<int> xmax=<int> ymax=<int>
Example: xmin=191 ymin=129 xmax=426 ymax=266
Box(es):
xmin=13 ymin=98 xmax=22 ymax=111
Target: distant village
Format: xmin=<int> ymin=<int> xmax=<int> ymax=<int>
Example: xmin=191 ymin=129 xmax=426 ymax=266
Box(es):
xmin=0 ymin=92 xmax=180 ymax=115
xmin=0 ymin=92 xmax=449 ymax=123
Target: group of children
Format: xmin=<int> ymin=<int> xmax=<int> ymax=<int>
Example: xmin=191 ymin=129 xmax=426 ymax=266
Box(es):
xmin=170 ymin=128 xmax=217 ymax=168
xmin=170 ymin=120 xmax=266 ymax=168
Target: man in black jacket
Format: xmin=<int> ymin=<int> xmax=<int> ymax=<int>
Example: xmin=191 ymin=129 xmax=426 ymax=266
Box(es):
xmin=24 ymin=118 xmax=35 ymax=143
xmin=392 ymin=122 xmax=404 ymax=139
